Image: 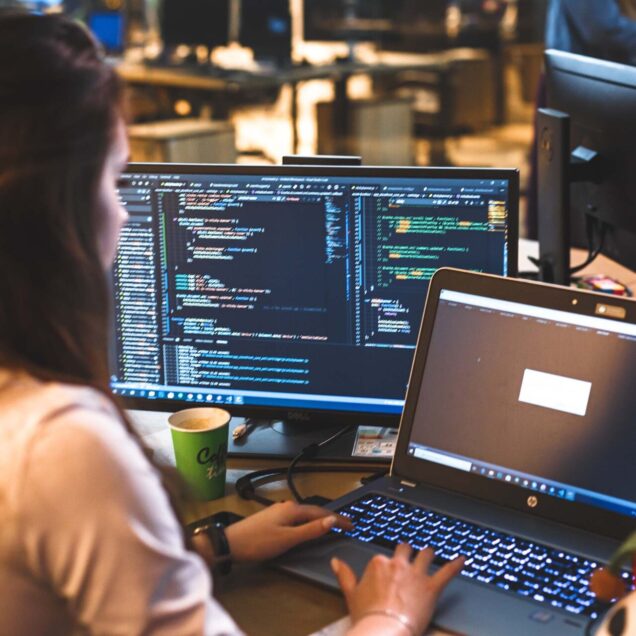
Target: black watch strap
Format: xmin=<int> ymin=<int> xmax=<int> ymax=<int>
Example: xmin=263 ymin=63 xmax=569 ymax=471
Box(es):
xmin=192 ymin=522 xmax=232 ymax=575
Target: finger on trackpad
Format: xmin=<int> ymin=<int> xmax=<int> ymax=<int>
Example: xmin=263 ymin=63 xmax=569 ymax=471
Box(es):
xmin=324 ymin=544 xmax=376 ymax=576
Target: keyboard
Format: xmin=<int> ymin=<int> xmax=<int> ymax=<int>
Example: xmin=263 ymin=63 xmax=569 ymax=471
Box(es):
xmin=333 ymin=494 xmax=628 ymax=620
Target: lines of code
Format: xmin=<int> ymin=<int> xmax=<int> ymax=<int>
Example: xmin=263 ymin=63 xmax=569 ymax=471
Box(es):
xmin=112 ymin=186 xmax=161 ymax=385
xmin=165 ymin=346 xmax=310 ymax=389
xmin=111 ymin=173 xmax=511 ymax=411
xmin=362 ymin=193 xmax=508 ymax=346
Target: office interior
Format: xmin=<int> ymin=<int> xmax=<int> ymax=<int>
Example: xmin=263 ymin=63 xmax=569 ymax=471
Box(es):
xmin=5 ymin=1 xmax=636 ymax=635
xmin=26 ymin=0 xmax=546 ymax=234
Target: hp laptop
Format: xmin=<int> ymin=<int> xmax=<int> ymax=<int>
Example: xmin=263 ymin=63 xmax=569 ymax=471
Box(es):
xmin=276 ymin=268 xmax=636 ymax=635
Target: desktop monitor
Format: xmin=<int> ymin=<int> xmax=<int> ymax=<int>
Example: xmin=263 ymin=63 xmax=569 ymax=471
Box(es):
xmin=88 ymin=11 xmax=125 ymax=54
xmin=540 ymin=50 xmax=636 ymax=284
xmin=112 ymin=164 xmax=518 ymax=442
xmin=239 ymin=0 xmax=292 ymax=66
xmin=160 ymin=0 xmax=230 ymax=49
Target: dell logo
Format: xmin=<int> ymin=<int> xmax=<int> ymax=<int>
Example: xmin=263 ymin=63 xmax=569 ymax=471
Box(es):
xmin=527 ymin=496 xmax=539 ymax=509
xmin=287 ymin=411 xmax=311 ymax=422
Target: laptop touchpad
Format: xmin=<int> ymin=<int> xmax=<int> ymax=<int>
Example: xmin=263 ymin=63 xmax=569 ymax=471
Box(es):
xmin=324 ymin=543 xmax=378 ymax=577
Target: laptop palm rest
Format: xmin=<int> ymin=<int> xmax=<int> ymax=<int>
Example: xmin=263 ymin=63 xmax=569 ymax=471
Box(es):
xmin=277 ymin=539 xmax=589 ymax=635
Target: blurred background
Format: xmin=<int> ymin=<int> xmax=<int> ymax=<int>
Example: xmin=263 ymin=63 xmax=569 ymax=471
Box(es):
xmin=0 ymin=0 xmax=551 ymax=235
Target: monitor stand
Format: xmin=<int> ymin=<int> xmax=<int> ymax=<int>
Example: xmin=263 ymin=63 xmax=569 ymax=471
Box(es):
xmin=536 ymin=108 xmax=605 ymax=286
xmin=129 ymin=410 xmax=392 ymax=464
xmin=228 ymin=419 xmax=391 ymax=464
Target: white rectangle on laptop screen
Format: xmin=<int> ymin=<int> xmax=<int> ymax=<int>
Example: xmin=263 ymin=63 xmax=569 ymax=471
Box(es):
xmin=518 ymin=369 xmax=592 ymax=416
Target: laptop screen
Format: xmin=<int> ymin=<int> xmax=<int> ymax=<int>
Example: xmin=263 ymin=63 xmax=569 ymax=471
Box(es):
xmin=407 ymin=288 xmax=636 ymax=519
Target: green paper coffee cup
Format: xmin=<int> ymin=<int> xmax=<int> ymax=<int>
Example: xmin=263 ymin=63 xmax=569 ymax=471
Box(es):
xmin=168 ymin=408 xmax=230 ymax=501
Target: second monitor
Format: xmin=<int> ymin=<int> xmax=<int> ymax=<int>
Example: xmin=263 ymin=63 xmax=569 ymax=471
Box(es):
xmin=114 ymin=165 xmax=518 ymax=457
xmin=240 ymin=0 xmax=292 ymax=67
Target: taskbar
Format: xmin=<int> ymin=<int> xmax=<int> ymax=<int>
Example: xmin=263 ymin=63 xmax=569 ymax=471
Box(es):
xmin=408 ymin=444 xmax=636 ymax=519
xmin=112 ymin=385 xmax=403 ymax=415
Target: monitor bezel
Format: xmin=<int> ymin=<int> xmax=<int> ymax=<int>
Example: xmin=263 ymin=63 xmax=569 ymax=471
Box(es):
xmin=115 ymin=163 xmax=519 ymax=427
xmin=392 ymin=268 xmax=636 ymax=539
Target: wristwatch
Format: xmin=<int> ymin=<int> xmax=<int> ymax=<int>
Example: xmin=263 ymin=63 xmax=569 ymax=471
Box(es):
xmin=190 ymin=521 xmax=232 ymax=575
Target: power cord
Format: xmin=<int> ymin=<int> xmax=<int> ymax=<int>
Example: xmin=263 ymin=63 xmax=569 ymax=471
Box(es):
xmin=236 ymin=464 xmax=381 ymax=507
xmin=235 ymin=424 xmax=388 ymax=507
xmin=286 ymin=425 xmax=356 ymax=503
xmin=522 ymin=217 xmax=609 ymax=283
xmin=570 ymin=218 xmax=608 ymax=276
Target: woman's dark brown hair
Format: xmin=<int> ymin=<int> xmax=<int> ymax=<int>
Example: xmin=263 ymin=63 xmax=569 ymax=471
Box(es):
xmin=0 ymin=12 xmax=191 ymax=516
xmin=0 ymin=12 xmax=120 ymax=387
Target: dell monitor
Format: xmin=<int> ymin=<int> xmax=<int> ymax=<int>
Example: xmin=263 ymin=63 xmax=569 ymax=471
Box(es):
xmin=239 ymin=0 xmax=292 ymax=67
xmin=538 ymin=50 xmax=636 ymax=285
xmin=112 ymin=164 xmax=518 ymax=458
xmin=160 ymin=0 xmax=230 ymax=50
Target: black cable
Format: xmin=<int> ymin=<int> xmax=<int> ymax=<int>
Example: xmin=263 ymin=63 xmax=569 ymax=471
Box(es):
xmin=236 ymin=464 xmax=382 ymax=507
xmin=286 ymin=424 xmax=356 ymax=503
xmin=521 ymin=217 xmax=608 ymax=283
xmin=286 ymin=452 xmax=307 ymax=503
xmin=570 ymin=218 xmax=607 ymax=276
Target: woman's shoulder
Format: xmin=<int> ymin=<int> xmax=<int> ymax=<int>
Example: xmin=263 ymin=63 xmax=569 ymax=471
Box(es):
xmin=0 ymin=371 xmax=119 ymax=432
xmin=0 ymin=372 xmax=131 ymax=495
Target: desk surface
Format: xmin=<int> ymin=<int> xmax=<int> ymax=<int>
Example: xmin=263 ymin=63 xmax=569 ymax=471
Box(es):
xmin=117 ymin=49 xmax=489 ymax=92
xmin=132 ymin=244 xmax=636 ymax=636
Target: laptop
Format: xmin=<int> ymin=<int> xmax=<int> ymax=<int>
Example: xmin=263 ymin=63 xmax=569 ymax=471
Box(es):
xmin=276 ymin=268 xmax=636 ymax=635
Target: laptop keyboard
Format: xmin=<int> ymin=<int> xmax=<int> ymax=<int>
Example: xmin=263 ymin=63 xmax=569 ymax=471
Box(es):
xmin=333 ymin=494 xmax=627 ymax=620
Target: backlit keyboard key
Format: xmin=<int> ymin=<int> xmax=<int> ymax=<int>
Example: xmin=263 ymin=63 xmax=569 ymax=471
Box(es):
xmin=335 ymin=494 xmax=616 ymax=621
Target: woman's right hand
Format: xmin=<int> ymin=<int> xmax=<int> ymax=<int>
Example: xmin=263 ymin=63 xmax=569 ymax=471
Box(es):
xmin=332 ymin=543 xmax=465 ymax=636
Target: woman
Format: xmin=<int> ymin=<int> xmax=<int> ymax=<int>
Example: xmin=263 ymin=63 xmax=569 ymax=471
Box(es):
xmin=0 ymin=12 xmax=464 ymax=636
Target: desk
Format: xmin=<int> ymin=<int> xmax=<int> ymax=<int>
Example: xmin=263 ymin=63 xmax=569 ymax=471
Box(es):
xmin=118 ymin=50 xmax=490 ymax=157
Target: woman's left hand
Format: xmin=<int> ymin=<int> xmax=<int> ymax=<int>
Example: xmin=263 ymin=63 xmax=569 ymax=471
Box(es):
xmin=224 ymin=500 xmax=353 ymax=563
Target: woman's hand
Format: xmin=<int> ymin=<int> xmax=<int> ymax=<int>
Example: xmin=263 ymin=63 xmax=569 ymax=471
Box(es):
xmin=332 ymin=543 xmax=465 ymax=636
xmin=224 ymin=501 xmax=353 ymax=563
